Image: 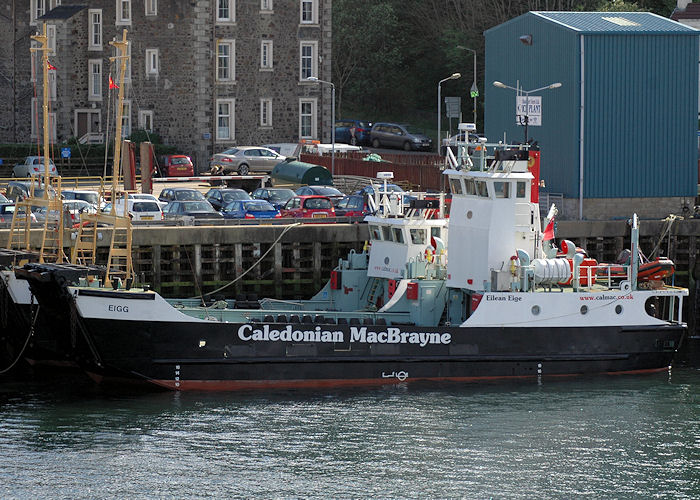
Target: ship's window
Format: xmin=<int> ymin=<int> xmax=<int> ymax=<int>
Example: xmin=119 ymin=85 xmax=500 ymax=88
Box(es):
xmin=580 ymin=305 xmax=588 ymax=315
xmin=516 ymin=181 xmax=527 ymax=198
xmin=392 ymin=227 xmax=404 ymax=243
xmin=431 ymin=227 xmax=441 ymax=239
xmin=465 ymin=179 xmax=476 ymax=195
xmin=381 ymin=225 xmax=392 ymax=241
xmin=449 ymin=178 xmax=463 ymax=194
xmin=410 ymin=228 xmax=426 ymax=244
xmin=531 ymin=305 xmax=540 ymax=315
xmin=615 ymin=305 xmax=623 ymax=314
xmin=476 ymin=181 xmax=489 ymax=197
xmin=494 ymin=182 xmax=510 ymax=198
xmin=369 ymin=224 xmax=382 ymax=240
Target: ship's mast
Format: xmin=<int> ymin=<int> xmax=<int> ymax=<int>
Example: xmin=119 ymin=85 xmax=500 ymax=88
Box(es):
xmin=109 ymin=29 xmax=128 ymax=214
xmin=32 ymin=23 xmax=51 ymax=196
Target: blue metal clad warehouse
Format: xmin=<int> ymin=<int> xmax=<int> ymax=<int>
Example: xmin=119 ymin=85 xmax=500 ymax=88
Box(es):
xmin=484 ymin=12 xmax=699 ymax=218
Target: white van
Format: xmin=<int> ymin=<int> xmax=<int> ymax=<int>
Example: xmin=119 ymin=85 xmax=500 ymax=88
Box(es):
xmin=114 ymin=199 xmax=164 ymax=221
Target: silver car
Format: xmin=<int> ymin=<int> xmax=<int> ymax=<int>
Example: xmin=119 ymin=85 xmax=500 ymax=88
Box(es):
xmin=209 ymin=146 xmax=285 ymax=175
xmin=370 ymin=123 xmax=433 ymax=151
xmin=13 ymin=156 xmax=58 ymax=177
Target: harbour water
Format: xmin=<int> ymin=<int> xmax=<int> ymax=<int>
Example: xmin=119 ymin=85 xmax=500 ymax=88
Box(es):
xmin=1 ymin=367 xmax=698 ymax=498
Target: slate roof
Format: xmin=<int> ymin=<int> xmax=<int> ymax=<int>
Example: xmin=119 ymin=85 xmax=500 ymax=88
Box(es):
xmin=38 ymin=4 xmax=87 ymax=20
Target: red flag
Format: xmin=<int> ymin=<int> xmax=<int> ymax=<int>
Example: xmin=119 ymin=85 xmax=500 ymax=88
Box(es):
xmin=47 ymin=60 xmax=57 ymax=70
xmin=109 ymin=75 xmax=119 ymax=89
xmin=543 ymin=219 xmax=555 ymax=241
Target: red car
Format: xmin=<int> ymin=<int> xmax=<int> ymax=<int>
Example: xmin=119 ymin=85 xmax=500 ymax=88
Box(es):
xmin=158 ymin=155 xmax=194 ymax=177
xmin=280 ymin=195 xmax=335 ymax=219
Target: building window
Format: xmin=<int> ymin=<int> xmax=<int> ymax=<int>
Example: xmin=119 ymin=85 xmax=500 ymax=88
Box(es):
xmin=299 ymin=98 xmax=316 ymax=139
xmin=31 ymin=0 xmax=62 ymax=26
xmin=145 ymin=49 xmax=159 ymax=75
xmin=116 ymin=0 xmax=131 ymax=25
xmin=88 ymin=9 xmax=102 ymax=50
xmin=88 ymin=59 xmax=102 ymax=101
xmin=217 ymin=0 xmax=235 ymax=23
xmin=299 ymin=41 xmax=317 ymax=81
xmin=121 ymin=100 xmax=131 ymax=137
xmin=260 ymin=40 xmax=273 ymax=70
xmin=217 ymin=99 xmax=235 ymax=141
xmin=139 ymin=110 xmax=154 ymax=131
xmin=217 ymin=40 xmax=235 ymax=82
xmin=47 ymin=24 xmax=56 ymax=55
xmin=260 ymin=98 xmax=272 ymax=127
xmin=145 ymin=0 xmax=157 ymax=16
xmin=300 ymin=0 xmax=317 ymax=24
xmin=261 ymin=0 xmax=272 ymax=11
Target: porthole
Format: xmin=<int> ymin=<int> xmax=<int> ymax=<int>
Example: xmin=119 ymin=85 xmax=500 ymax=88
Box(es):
xmin=580 ymin=305 xmax=588 ymax=315
xmin=467 ymin=210 xmax=473 ymax=219
xmin=615 ymin=305 xmax=623 ymax=315
xmin=531 ymin=305 xmax=540 ymax=315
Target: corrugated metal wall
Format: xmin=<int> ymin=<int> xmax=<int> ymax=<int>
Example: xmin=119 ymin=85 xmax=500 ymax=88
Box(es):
xmin=485 ymin=13 xmax=699 ymax=200
xmin=583 ymin=34 xmax=698 ymax=198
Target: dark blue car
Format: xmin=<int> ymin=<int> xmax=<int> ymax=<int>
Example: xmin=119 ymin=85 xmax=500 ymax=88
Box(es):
xmin=334 ymin=119 xmax=372 ymax=146
xmin=222 ymin=200 xmax=281 ymax=219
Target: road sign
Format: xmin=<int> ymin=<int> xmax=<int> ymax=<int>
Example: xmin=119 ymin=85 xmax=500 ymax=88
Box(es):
xmin=61 ymin=147 xmax=71 ymax=158
xmin=444 ymin=96 xmax=461 ymax=119
xmin=516 ymin=96 xmax=542 ymax=126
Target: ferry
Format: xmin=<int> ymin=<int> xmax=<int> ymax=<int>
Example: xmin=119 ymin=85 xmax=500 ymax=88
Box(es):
xmin=15 ymin=139 xmax=688 ymax=390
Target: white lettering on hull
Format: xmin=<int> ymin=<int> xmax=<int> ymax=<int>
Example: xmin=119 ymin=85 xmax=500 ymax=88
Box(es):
xmin=237 ymin=324 xmax=451 ymax=346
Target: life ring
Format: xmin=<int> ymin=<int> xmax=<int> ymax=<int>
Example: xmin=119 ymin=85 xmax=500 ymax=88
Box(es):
xmin=424 ymin=248 xmax=434 ymax=263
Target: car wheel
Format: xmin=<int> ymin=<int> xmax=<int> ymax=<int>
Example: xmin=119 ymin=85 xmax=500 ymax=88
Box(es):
xmin=372 ymin=138 xmax=380 ymax=148
xmin=237 ymin=163 xmax=249 ymax=176
xmin=403 ymin=141 xmax=412 ymax=151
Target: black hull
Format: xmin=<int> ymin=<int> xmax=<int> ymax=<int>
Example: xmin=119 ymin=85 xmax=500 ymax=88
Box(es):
xmin=80 ymin=317 xmax=684 ymax=391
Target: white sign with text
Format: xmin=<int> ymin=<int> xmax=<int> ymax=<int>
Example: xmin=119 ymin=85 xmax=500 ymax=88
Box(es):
xmin=516 ymin=95 xmax=542 ymax=126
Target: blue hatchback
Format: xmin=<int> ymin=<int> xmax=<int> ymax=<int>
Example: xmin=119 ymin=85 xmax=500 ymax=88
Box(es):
xmin=222 ymin=200 xmax=281 ymax=219
xmin=334 ymin=119 xmax=372 ymax=146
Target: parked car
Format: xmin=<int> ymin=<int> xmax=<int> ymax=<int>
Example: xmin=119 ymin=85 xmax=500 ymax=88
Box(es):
xmin=370 ymin=122 xmax=433 ymax=151
xmin=33 ymin=200 xmax=97 ymax=225
xmin=114 ymin=199 xmax=164 ymax=222
xmin=334 ymin=195 xmax=371 ymax=217
xmin=13 ymin=156 xmax=59 ymax=177
xmin=222 ymin=200 xmax=281 ymax=220
xmin=280 ymin=195 xmax=336 ymax=219
xmin=158 ymin=188 xmax=206 ymax=204
xmin=250 ymin=187 xmax=296 ymax=209
xmin=162 ymin=200 xmax=223 ymax=220
xmin=204 ymin=188 xmax=251 ymax=211
xmin=335 ymin=119 xmax=373 ymax=146
xmin=295 ymin=186 xmax=344 ymax=205
xmin=441 ymin=132 xmax=486 ymax=155
xmin=209 ymin=146 xmax=285 ymax=175
xmin=0 ymin=203 xmax=36 ymax=223
xmin=158 ymin=155 xmax=195 ymax=177
xmin=62 ymin=189 xmax=100 ymax=209
xmin=128 ymin=193 xmax=167 ymax=209
xmin=0 ymin=193 xmax=10 ymax=203
xmin=5 ymin=180 xmax=57 ymax=202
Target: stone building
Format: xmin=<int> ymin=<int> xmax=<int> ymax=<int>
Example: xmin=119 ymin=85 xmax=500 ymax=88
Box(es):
xmin=0 ymin=0 xmax=332 ymax=172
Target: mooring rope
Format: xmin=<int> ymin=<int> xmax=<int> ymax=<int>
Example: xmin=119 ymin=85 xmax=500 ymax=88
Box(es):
xmin=0 ymin=296 xmax=39 ymax=375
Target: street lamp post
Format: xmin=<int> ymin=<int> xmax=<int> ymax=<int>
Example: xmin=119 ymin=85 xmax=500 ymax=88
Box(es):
xmin=437 ymin=72 xmax=461 ymax=155
xmin=456 ymin=46 xmax=477 ymax=126
xmin=307 ymin=76 xmax=335 ymax=177
xmin=493 ymin=80 xmax=562 ymax=143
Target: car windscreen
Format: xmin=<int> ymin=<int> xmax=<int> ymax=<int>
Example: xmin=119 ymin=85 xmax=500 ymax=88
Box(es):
xmin=132 ymin=202 xmax=160 ymax=212
xmin=312 ymin=187 xmax=342 ymax=196
xmin=222 ymin=191 xmax=249 ymax=202
xmin=174 ymin=190 xmax=205 ymax=201
xmin=304 ymin=198 xmax=332 ymax=209
xmin=243 ymin=201 xmax=274 ymax=211
xmin=183 ymin=201 xmax=214 ymax=212
xmin=268 ymin=190 xmax=294 ymax=202
xmin=75 ymin=192 xmax=99 ymax=205
xmin=170 ymin=157 xmax=191 ymax=165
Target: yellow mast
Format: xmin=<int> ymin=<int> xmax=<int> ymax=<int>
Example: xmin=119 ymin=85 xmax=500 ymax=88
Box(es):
xmin=8 ymin=23 xmax=65 ymax=263
xmin=109 ymin=29 xmax=128 ymax=215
